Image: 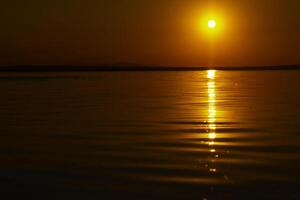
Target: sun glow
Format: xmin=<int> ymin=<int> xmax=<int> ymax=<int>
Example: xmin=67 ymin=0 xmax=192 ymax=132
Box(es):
xmin=195 ymin=9 xmax=227 ymax=37
xmin=208 ymin=20 xmax=216 ymax=29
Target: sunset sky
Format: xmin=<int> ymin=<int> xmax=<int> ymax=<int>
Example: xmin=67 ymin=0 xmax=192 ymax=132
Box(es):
xmin=1 ymin=0 xmax=300 ymax=67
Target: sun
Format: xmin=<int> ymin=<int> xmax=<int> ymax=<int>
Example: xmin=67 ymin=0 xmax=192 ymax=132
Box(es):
xmin=208 ymin=20 xmax=216 ymax=29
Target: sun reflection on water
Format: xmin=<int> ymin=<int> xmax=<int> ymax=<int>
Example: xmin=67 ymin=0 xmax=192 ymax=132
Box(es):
xmin=207 ymin=70 xmax=216 ymax=79
xmin=207 ymin=70 xmax=218 ymax=174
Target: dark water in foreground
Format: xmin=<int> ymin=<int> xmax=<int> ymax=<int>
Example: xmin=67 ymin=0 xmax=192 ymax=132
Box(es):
xmin=0 ymin=71 xmax=299 ymax=199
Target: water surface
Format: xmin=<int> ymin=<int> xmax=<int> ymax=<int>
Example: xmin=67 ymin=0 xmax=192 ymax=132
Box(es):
xmin=0 ymin=70 xmax=299 ymax=199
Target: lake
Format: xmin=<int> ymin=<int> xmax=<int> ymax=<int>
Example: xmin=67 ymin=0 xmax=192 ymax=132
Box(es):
xmin=0 ymin=70 xmax=299 ymax=199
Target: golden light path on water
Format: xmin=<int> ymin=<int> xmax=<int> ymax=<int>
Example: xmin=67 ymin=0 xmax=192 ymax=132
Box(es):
xmin=207 ymin=70 xmax=218 ymax=174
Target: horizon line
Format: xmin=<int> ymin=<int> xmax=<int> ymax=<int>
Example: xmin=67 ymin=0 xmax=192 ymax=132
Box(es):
xmin=0 ymin=65 xmax=300 ymax=72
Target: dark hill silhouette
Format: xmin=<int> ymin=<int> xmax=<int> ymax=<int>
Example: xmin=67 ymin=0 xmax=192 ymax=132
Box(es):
xmin=0 ymin=65 xmax=299 ymax=72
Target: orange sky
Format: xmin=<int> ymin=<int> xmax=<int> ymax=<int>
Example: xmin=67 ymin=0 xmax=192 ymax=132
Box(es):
xmin=1 ymin=0 xmax=300 ymax=66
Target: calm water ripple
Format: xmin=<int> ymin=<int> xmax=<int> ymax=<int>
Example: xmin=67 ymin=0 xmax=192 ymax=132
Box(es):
xmin=0 ymin=71 xmax=299 ymax=199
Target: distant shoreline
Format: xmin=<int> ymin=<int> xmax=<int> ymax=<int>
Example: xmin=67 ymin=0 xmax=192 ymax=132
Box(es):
xmin=0 ymin=65 xmax=299 ymax=72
